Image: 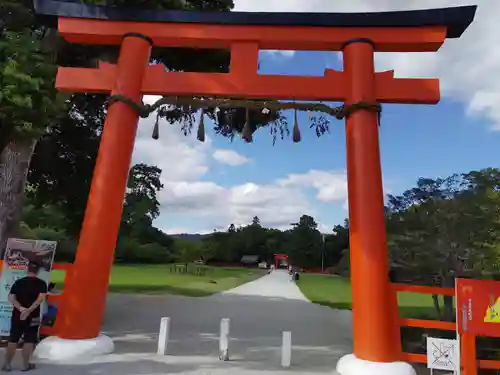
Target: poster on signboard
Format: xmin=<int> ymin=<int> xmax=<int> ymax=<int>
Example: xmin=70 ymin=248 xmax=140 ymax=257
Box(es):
xmin=0 ymin=239 xmax=57 ymax=336
xmin=426 ymin=337 xmax=459 ymax=372
xmin=456 ymin=278 xmax=500 ymax=338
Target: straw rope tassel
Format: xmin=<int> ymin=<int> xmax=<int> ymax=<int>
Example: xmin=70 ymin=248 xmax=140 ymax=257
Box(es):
xmin=293 ymin=108 xmax=301 ymax=143
xmin=152 ymin=114 xmax=160 ymax=140
xmin=243 ymin=107 xmax=253 ymax=143
xmin=197 ymin=110 xmax=206 ymax=142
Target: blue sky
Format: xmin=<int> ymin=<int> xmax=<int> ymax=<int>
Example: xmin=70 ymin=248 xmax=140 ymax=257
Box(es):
xmin=131 ymin=1 xmax=500 ymax=234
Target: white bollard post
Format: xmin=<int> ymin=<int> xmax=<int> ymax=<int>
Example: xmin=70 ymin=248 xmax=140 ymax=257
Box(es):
xmin=157 ymin=317 xmax=170 ymax=355
xmin=219 ymin=318 xmax=230 ymax=361
xmin=281 ymin=331 xmax=292 ymax=368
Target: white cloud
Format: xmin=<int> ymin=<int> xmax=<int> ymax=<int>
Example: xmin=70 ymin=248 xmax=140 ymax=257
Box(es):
xmin=234 ymin=0 xmax=500 ymax=129
xmin=278 ymin=170 xmax=348 ymax=203
xmin=213 ymin=149 xmax=250 ymax=166
xmin=262 ymin=50 xmax=296 ymax=58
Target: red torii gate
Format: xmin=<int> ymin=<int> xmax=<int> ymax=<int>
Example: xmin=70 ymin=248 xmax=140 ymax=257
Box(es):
xmin=32 ymin=1 xmax=476 ymax=374
xmin=274 ymin=254 xmax=288 ymax=269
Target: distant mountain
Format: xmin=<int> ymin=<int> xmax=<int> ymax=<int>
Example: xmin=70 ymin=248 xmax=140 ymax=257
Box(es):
xmin=170 ymin=233 xmax=210 ymax=242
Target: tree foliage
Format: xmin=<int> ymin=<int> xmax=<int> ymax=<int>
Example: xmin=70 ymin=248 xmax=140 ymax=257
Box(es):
xmin=0 ymin=2 xmax=65 ymax=251
xmin=385 ymin=169 xmax=500 ymax=320
xmin=386 ymin=171 xmax=500 ymax=283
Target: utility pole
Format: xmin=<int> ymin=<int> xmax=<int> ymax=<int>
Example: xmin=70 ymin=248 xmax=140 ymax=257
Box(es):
xmin=321 ymin=233 xmax=325 ymax=273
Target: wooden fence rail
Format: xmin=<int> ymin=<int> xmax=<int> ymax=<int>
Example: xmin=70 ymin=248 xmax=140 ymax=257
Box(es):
xmin=392 ymin=283 xmax=500 ymax=374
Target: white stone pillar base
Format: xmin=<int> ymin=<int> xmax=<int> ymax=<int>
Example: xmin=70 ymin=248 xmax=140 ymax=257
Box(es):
xmin=337 ymin=354 xmax=416 ymax=375
xmin=34 ymin=334 xmax=114 ymax=362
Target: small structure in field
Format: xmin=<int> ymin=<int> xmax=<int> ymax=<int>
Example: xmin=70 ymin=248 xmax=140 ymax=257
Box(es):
xmin=240 ymin=255 xmax=260 ymax=267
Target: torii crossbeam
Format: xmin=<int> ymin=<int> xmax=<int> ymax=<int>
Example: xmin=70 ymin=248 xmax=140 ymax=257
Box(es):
xmin=32 ymin=1 xmax=476 ymax=374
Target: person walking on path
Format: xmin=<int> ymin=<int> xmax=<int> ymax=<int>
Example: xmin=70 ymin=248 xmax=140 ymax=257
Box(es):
xmin=289 ymin=266 xmax=300 ymax=282
xmin=2 ymin=262 xmax=48 ymax=372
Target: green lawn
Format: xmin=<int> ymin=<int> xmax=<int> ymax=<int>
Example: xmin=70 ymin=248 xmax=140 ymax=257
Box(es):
xmin=50 ymin=265 xmax=266 ymax=296
xmin=298 ymin=273 xmax=440 ymax=319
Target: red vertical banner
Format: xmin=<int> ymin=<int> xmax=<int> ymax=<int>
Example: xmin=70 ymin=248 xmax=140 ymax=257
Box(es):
xmin=456 ymin=278 xmax=500 ymax=337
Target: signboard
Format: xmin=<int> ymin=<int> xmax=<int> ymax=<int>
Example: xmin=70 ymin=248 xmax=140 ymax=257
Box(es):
xmin=456 ymin=278 xmax=500 ymax=337
xmin=0 ymin=239 xmax=57 ymax=336
xmin=427 ymin=337 xmax=459 ymax=372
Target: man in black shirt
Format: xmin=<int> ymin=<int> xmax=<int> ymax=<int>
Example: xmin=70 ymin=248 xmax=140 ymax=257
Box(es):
xmin=2 ymin=262 xmax=47 ymax=372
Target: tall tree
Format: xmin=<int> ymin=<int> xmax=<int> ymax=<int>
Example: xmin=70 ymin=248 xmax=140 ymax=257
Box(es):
xmin=324 ymin=223 xmax=349 ymax=269
xmin=288 ymin=215 xmax=322 ymax=268
xmin=121 ymin=163 xmax=163 ymax=237
xmin=251 ymin=216 xmax=261 ymax=227
xmin=0 ymin=1 xmax=63 ymax=252
xmin=291 ymin=214 xmax=319 ymax=231
xmin=115 ymin=163 xmax=173 ymax=263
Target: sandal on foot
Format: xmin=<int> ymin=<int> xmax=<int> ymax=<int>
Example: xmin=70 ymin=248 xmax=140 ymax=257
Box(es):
xmin=21 ymin=364 xmax=35 ymax=372
xmin=1 ymin=364 xmax=11 ymax=372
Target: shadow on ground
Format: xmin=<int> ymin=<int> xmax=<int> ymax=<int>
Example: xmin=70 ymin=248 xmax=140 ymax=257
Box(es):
xmin=26 ymin=293 xmax=354 ymax=375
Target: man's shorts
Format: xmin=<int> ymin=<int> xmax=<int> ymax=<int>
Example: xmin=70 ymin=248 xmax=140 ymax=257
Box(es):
xmin=9 ymin=316 xmax=40 ymax=344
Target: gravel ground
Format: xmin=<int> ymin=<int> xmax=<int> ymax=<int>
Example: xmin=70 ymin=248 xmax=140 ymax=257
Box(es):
xmin=5 ymin=270 xmax=355 ymax=374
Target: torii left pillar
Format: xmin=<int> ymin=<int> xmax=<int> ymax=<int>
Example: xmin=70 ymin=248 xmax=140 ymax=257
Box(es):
xmin=34 ymin=32 xmax=152 ymax=360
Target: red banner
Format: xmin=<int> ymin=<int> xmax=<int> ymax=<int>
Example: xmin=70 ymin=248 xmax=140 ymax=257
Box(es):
xmin=456 ymin=278 xmax=500 ymax=337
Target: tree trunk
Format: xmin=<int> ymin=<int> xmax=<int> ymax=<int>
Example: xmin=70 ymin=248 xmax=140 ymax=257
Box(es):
xmin=442 ymin=275 xmax=456 ymax=321
xmin=432 ymin=294 xmax=442 ymax=318
xmin=0 ymin=138 xmax=37 ymax=256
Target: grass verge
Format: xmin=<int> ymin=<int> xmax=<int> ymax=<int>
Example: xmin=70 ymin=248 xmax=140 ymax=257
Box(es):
xmin=50 ymin=264 xmax=266 ymax=296
xmin=297 ymin=273 xmax=440 ymax=319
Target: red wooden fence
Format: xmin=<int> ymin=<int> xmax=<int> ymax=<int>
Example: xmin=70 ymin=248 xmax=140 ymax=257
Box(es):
xmin=392 ymin=283 xmax=500 ymax=375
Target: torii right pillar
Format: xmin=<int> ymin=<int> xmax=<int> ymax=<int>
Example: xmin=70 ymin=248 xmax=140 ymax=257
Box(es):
xmin=337 ymin=12 xmax=477 ymax=375
xmin=337 ymin=37 xmax=413 ymax=375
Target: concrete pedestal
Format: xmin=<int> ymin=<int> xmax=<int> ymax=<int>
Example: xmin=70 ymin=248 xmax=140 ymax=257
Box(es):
xmin=337 ymin=354 xmax=416 ymax=375
xmin=34 ymin=334 xmax=114 ymax=362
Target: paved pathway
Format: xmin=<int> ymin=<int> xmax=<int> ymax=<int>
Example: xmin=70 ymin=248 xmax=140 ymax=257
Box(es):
xmin=220 ymin=269 xmax=309 ymax=301
xmin=4 ymin=270 xmax=354 ymax=374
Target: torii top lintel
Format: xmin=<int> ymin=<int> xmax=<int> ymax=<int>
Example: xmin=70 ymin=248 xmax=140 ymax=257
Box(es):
xmin=35 ymin=1 xmax=476 ymax=50
xmin=34 ymin=0 xmax=477 ymax=103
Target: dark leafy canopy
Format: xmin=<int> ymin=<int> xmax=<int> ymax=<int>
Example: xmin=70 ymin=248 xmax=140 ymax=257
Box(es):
xmin=0 ymin=1 xmax=63 ymax=150
xmin=0 ymin=0 xmax=68 ymax=253
xmin=385 ymin=169 xmax=500 ymax=321
xmin=386 ymin=171 xmax=500 ymax=285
